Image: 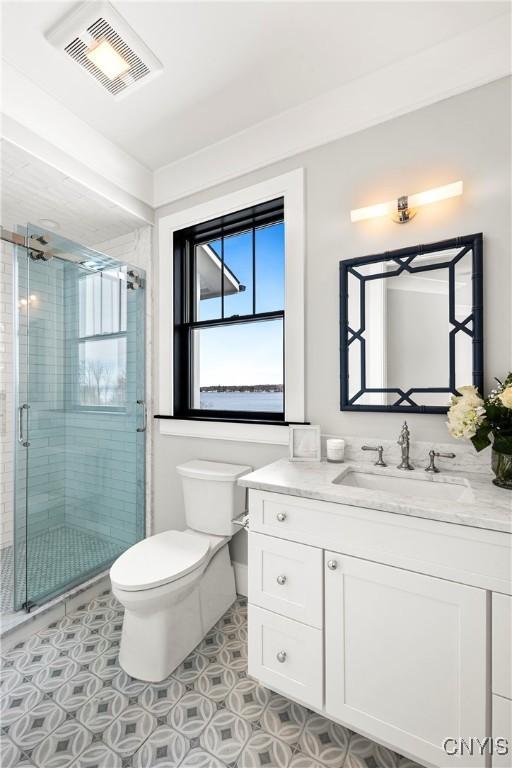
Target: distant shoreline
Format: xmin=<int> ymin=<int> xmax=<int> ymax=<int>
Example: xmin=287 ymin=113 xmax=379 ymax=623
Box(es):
xmin=200 ymin=389 xmax=283 ymax=413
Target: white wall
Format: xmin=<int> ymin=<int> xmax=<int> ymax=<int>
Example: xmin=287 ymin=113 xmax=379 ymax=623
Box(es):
xmin=153 ymin=14 xmax=511 ymax=206
xmin=153 ymin=77 xmax=511 ymax=564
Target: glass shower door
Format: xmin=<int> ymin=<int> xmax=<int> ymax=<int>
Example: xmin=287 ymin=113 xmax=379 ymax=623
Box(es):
xmin=14 ymin=226 xmax=146 ymax=610
xmin=13 ymin=241 xmax=29 ymax=611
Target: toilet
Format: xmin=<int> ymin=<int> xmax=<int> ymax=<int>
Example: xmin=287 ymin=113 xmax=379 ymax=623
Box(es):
xmin=110 ymin=459 xmax=251 ymax=682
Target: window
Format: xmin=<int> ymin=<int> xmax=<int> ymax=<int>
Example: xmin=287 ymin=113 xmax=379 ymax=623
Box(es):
xmin=173 ymin=198 xmax=285 ymax=422
xmin=77 ymin=268 xmax=128 ymax=408
xmin=157 ymin=169 xmax=305 ymax=442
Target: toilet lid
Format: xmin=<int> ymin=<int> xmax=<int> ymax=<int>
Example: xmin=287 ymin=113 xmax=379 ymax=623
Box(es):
xmin=110 ymin=531 xmax=210 ymax=591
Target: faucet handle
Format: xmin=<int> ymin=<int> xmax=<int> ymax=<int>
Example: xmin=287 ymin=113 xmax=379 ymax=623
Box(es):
xmin=361 ymin=445 xmax=386 ymax=466
xmin=425 ymin=449 xmax=456 ymax=473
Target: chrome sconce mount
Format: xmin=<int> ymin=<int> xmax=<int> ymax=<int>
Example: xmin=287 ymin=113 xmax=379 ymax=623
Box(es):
xmin=392 ymin=195 xmax=417 ymax=224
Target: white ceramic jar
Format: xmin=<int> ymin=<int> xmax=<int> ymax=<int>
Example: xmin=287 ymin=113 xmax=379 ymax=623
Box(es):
xmin=326 ymin=438 xmax=345 ymax=462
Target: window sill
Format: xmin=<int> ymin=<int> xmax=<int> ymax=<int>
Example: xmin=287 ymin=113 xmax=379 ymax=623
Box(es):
xmin=157 ymin=417 xmax=290 ymax=445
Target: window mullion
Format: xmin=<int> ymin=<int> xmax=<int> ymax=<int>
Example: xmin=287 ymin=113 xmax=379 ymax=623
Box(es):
xmin=99 ymin=273 xmax=103 ymax=335
xmin=220 ymin=235 xmax=225 ymax=319
xmin=252 ymin=225 xmax=256 ymax=314
xmin=78 ymin=331 xmax=127 ymax=342
xmin=185 ymin=309 xmax=284 ymax=331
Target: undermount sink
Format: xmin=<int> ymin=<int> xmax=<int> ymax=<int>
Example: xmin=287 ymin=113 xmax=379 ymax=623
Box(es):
xmin=334 ymin=470 xmax=470 ymax=502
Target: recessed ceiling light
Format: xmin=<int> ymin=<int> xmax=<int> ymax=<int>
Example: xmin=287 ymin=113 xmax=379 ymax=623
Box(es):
xmin=39 ymin=219 xmax=60 ymax=230
xmin=86 ymin=39 xmax=130 ymax=80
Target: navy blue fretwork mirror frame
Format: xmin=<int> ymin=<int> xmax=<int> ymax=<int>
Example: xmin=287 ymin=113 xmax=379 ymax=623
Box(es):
xmin=340 ymin=233 xmax=483 ymax=414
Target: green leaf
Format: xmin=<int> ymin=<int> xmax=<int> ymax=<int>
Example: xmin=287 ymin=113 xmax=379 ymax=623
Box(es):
xmin=471 ymin=423 xmax=492 ymax=452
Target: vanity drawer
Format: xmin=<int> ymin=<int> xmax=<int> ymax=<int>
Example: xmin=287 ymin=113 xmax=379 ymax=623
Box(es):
xmin=493 ymin=593 xmax=512 ymax=699
xmin=248 ymin=532 xmax=323 ymax=627
xmin=248 ymin=490 xmax=511 ymax=594
xmin=252 ymin=493 xmax=314 ymax=540
xmin=248 ymin=604 xmax=323 ymax=709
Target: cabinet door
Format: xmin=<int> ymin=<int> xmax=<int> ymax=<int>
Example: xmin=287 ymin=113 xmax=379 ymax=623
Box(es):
xmin=325 ymin=552 xmax=488 ymax=767
xmin=492 ymin=695 xmax=512 ymax=768
xmin=493 ymin=593 xmax=512 ymax=699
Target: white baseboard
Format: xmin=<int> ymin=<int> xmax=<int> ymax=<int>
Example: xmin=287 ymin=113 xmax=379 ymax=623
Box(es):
xmin=232 ymin=561 xmax=248 ymax=597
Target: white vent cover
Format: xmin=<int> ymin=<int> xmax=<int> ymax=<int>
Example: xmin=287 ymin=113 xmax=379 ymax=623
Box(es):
xmin=45 ymin=1 xmax=163 ymax=99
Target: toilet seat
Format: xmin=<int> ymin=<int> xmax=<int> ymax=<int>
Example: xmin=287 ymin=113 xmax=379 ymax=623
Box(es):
xmin=110 ymin=530 xmax=211 ymax=592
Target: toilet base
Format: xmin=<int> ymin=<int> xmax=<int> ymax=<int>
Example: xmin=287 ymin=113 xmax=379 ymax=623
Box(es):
xmin=115 ymin=543 xmax=236 ymax=682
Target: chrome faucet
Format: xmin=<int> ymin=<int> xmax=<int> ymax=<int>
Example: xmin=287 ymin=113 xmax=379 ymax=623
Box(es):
xmin=397 ymin=421 xmax=414 ymax=470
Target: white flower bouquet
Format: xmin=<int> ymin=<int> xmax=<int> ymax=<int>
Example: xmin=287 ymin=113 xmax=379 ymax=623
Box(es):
xmin=447 ymin=373 xmax=512 ymax=488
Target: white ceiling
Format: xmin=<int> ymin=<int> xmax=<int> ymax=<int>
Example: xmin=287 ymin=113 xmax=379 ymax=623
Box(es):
xmin=1 ymin=140 xmax=143 ymax=245
xmin=1 ymin=1 xmax=509 ymax=171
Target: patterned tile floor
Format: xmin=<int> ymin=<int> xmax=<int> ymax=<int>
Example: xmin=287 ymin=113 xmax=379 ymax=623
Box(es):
xmin=0 ymin=592 xmax=422 ymax=768
xmin=0 ymin=528 xmax=125 ymax=614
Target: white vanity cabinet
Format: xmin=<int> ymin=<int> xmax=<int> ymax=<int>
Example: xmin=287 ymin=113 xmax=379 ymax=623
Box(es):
xmin=247 ymin=489 xmax=511 ymax=768
xmin=324 ymin=553 xmax=487 ymax=767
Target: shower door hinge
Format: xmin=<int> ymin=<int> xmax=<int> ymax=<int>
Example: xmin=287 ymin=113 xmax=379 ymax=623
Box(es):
xmin=22 ymin=600 xmax=37 ymax=613
xmin=28 ymin=234 xmax=53 ymax=261
xmin=0 ymin=228 xmax=53 ymax=260
xmin=127 ymin=270 xmax=144 ymax=290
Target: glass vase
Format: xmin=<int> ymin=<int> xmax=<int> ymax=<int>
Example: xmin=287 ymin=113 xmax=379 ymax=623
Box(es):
xmin=491 ymin=436 xmax=512 ymax=490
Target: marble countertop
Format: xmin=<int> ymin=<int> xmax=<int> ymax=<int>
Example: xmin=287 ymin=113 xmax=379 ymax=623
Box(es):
xmin=239 ymin=458 xmax=512 ymax=534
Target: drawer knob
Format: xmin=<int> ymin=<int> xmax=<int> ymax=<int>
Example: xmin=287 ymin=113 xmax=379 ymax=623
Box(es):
xmin=276 ymin=651 xmax=287 ymax=663
xmin=327 ymin=559 xmax=338 ymax=570
xmin=276 ymin=512 xmax=287 ymax=522
xmin=276 ymin=574 xmax=287 ymax=585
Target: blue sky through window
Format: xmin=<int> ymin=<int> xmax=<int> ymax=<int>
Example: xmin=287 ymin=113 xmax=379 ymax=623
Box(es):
xmin=198 ymin=222 xmax=284 ymax=389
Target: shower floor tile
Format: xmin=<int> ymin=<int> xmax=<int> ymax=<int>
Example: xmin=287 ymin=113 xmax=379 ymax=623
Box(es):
xmin=0 ymin=592 xmax=423 ymax=768
xmin=0 ymin=527 xmax=125 ymax=614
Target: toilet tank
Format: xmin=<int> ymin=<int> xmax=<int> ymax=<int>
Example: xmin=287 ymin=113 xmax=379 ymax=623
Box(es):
xmin=176 ymin=460 xmax=252 ymax=536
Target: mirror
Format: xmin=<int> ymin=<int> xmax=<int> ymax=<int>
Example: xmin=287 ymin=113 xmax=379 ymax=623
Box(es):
xmin=340 ymin=233 xmax=483 ymax=413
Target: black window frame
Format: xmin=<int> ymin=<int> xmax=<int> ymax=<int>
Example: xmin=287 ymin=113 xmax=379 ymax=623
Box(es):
xmin=173 ymin=197 xmax=286 ymax=424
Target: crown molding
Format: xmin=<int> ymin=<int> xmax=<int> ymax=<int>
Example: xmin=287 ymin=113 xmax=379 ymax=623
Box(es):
xmin=1 ymin=60 xmax=154 ymax=217
xmin=154 ymin=13 xmax=511 ymax=208
xmin=2 ymin=11 xmax=510 ymax=217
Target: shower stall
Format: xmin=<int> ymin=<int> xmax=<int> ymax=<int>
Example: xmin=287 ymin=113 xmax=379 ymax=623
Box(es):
xmin=0 ymin=224 xmax=146 ymax=615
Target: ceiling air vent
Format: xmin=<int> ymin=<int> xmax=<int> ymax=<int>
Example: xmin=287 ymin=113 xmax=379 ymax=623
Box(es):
xmin=45 ymin=1 xmax=163 ymax=99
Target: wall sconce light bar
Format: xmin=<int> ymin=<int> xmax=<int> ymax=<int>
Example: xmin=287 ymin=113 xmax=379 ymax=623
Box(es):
xmin=350 ymin=181 xmax=463 ymax=224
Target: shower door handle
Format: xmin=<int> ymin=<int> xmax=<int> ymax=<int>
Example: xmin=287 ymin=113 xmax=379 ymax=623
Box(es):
xmin=18 ymin=403 xmax=30 ymax=447
xmin=136 ymin=400 xmax=147 ymax=432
